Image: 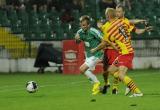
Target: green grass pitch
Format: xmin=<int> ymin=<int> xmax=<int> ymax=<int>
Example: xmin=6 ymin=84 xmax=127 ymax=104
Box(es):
xmin=0 ymin=69 xmax=160 ymax=110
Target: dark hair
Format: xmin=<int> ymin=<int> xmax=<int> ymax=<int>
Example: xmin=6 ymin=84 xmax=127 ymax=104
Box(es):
xmin=116 ymin=4 xmax=125 ymax=11
xmin=79 ymin=15 xmax=90 ymax=24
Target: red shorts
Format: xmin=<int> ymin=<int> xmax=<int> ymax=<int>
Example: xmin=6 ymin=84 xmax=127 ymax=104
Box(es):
xmin=104 ymin=49 xmax=119 ymax=65
xmin=113 ymin=53 xmax=134 ymax=69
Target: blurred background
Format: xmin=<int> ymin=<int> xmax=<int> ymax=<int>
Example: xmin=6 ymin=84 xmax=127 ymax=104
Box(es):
xmin=0 ymin=0 xmax=160 ymax=72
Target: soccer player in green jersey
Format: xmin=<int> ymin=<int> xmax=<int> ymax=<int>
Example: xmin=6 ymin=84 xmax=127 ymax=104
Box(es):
xmin=75 ymin=15 xmax=103 ymax=95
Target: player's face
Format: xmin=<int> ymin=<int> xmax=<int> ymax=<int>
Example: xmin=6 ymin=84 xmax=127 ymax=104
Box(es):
xmin=80 ymin=20 xmax=90 ymax=31
xmin=116 ymin=7 xmax=124 ymax=18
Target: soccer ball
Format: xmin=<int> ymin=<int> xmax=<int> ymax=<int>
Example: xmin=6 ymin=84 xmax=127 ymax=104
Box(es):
xmin=26 ymin=81 xmax=38 ymax=93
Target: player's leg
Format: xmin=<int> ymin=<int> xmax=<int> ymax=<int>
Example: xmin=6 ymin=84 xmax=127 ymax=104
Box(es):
xmin=110 ymin=50 xmax=120 ymax=94
xmin=112 ymin=53 xmax=143 ymax=97
xmin=80 ymin=63 xmax=99 ymax=83
xmin=118 ymin=66 xmax=143 ymax=97
xmin=103 ymin=49 xmax=120 ymax=94
xmin=80 ymin=63 xmax=100 ymax=95
xmin=112 ymin=71 xmax=119 ymax=94
xmin=107 ymin=64 xmax=141 ymax=96
xmin=102 ymin=66 xmax=119 ymax=95
xmin=101 ymin=70 xmax=110 ymax=94
xmin=101 ymin=53 xmax=110 ymax=94
xmin=105 ymin=65 xmax=120 ymax=95
xmin=107 ymin=65 xmax=119 ymax=78
xmin=80 ymin=56 xmax=100 ymax=95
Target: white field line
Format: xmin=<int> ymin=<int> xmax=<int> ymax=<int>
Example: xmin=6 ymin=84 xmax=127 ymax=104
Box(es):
xmin=0 ymin=80 xmax=87 ymax=89
xmin=0 ymin=72 xmax=159 ymax=93
xmin=0 ymin=85 xmax=23 ymax=89
xmin=0 ymin=80 xmax=88 ymax=93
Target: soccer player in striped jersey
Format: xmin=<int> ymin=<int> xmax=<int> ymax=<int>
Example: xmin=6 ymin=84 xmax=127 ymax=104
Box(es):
xmin=75 ymin=15 xmax=103 ymax=95
xmin=113 ymin=4 xmax=153 ymax=95
xmin=91 ymin=8 xmax=151 ymax=97
xmin=99 ymin=5 xmax=152 ymax=95
xmin=97 ymin=18 xmax=119 ymax=94
xmin=116 ymin=4 xmax=146 ymax=25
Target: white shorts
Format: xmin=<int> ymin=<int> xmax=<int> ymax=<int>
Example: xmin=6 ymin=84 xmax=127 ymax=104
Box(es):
xmin=84 ymin=56 xmax=100 ymax=70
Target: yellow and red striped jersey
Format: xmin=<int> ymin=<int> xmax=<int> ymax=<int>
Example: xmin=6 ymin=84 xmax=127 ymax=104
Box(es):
xmin=120 ymin=17 xmax=136 ymax=33
xmin=100 ymin=21 xmax=115 ymax=49
xmin=103 ymin=18 xmax=134 ymax=55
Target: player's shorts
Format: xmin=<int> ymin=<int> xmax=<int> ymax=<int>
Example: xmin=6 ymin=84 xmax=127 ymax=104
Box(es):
xmin=85 ymin=56 xmax=100 ymax=71
xmin=112 ymin=53 xmax=134 ymax=69
xmin=103 ymin=49 xmax=119 ymax=65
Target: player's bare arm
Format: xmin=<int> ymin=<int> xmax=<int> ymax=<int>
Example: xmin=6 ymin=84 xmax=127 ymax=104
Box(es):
xmin=90 ymin=40 xmax=107 ymax=53
xmin=109 ymin=42 xmax=119 ymax=51
xmin=135 ymin=26 xmax=153 ymax=35
xmin=129 ymin=19 xmax=146 ymax=24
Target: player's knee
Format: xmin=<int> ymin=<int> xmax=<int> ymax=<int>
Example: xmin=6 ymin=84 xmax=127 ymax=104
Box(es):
xmin=80 ymin=64 xmax=89 ymax=74
xmin=79 ymin=67 xmax=84 ymax=73
xmin=118 ymin=66 xmax=128 ymax=80
xmin=118 ymin=73 xmax=125 ymax=81
xmin=79 ymin=66 xmax=86 ymax=74
xmin=107 ymin=68 xmax=114 ymax=75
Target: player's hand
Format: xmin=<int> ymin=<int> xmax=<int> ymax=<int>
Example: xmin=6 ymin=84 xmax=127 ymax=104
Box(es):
xmin=145 ymin=26 xmax=153 ymax=32
xmin=75 ymin=34 xmax=81 ymax=44
xmin=90 ymin=48 xmax=96 ymax=54
xmin=75 ymin=34 xmax=80 ymax=40
xmin=97 ymin=21 xmax=103 ymax=29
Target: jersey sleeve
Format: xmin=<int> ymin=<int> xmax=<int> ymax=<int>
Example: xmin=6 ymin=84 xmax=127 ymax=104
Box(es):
xmin=100 ymin=25 xmax=105 ymax=32
xmin=90 ymin=28 xmax=103 ymax=41
xmin=76 ymin=29 xmax=83 ymax=40
xmin=103 ymin=32 xmax=109 ymax=42
xmin=124 ymin=18 xmax=136 ymax=32
xmin=129 ymin=23 xmax=136 ymax=32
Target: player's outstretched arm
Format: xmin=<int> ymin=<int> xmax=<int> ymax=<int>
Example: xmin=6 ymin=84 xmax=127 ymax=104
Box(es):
xmin=129 ymin=19 xmax=146 ymax=24
xmin=90 ymin=40 xmax=107 ymax=53
xmin=135 ymin=26 xmax=153 ymax=35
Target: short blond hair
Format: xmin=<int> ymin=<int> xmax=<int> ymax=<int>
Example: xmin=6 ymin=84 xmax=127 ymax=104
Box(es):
xmin=105 ymin=8 xmax=116 ymax=19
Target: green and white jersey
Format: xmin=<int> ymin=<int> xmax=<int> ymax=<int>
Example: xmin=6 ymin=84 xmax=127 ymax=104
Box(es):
xmin=77 ymin=27 xmax=103 ymax=58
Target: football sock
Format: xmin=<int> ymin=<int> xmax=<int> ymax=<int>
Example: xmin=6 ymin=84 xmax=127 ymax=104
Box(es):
xmin=84 ymin=70 xmax=99 ymax=83
xmin=123 ymin=76 xmax=141 ymax=94
xmin=112 ymin=72 xmax=119 ymax=90
xmin=103 ymin=72 xmax=110 ymax=85
xmin=112 ymin=77 xmax=119 ymax=90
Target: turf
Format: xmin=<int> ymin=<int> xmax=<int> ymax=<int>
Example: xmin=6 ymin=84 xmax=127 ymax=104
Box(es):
xmin=0 ymin=69 xmax=160 ymax=110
